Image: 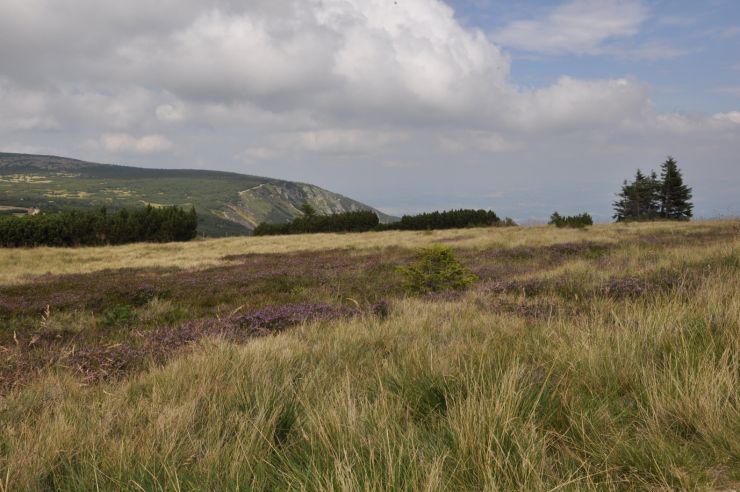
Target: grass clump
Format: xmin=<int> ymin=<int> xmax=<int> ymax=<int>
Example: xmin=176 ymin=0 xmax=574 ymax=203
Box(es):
xmin=398 ymin=245 xmax=477 ymax=294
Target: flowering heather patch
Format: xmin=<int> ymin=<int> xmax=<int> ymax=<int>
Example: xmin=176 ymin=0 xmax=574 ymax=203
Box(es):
xmin=470 ymin=241 xmax=613 ymax=263
xmin=634 ymin=224 xmax=740 ymax=247
xmin=421 ymin=289 xmax=469 ymax=302
xmin=0 ymin=248 xmax=408 ymax=319
xmin=71 ymin=303 xmax=363 ymax=383
xmin=479 ymin=267 xmax=707 ymax=302
xmin=599 ymin=276 xmax=648 ymax=298
xmin=480 ymin=278 xmax=548 ymax=296
xmin=2 ymin=302 xmax=370 ymax=389
xmin=458 ymin=241 xmax=614 ymax=282
xmin=67 ymin=344 xmax=148 ymax=383
xmin=232 ymin=303 xmax=362 ymax=333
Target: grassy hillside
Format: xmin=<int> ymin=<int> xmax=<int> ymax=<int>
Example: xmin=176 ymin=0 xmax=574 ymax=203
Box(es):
xmin=0 ymin=220 xmax=738 ymax=490
xmin=0 ymin=153 xmax=395 ymax=236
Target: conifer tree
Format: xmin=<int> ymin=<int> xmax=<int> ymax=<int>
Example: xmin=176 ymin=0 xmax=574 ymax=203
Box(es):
xmin=612 ymin=169 xmax=660 ymax=221
xmin=658 ymin=156 xmax=693 ymax=220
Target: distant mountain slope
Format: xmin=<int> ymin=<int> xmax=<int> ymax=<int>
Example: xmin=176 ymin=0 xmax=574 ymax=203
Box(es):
xmin=0 ymin=153 xmax=396 ymax=236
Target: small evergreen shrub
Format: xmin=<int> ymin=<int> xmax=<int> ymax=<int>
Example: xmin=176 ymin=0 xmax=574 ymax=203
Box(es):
xmin=398 ymin=245 xmax=478 ymax=294
xmin=549 ymin=212 xmax=593 ymax=228
xmin=101 ymin=305 xmax=135 ymax=327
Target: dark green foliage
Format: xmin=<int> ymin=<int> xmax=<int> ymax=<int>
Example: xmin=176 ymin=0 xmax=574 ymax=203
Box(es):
xmin=398 ymin=245 xmax=477 ymax=294
xmin=613 ymin=169 xmax=661 ymax=221
xmin=0 ymin=205 xmax=197 ymax=247
xmin=658 ymin=157 xmax=693 ymax=220
xmin=614 ymin=158 xmax=693 ymax=222
xmin=388 ymin=209 xmax=504 ymax=231
xmin=253 ymin=210 xmax=379 ymax=236
xmin=101 ymin=306 xmax=135 ymax=327
xmin=299 ymin=203 xmax=317 ymax=217
xmin=257 ymin=208 xmax=514 ymax=236
xmin=549 ymin=212 xmax=593 ymax=228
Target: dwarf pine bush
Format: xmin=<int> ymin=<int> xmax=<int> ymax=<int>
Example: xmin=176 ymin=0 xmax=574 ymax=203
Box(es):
xmin=398 ymin=245 xmax=477 ymax=294
xmin=549 ymin=211 xmax=594 ymax=228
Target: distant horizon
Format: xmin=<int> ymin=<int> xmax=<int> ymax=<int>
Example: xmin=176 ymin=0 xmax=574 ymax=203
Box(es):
xmin=2 ymin=149 xmax=738 ymax=224
xmin=1 ymin=0 xmax=738 ymax=220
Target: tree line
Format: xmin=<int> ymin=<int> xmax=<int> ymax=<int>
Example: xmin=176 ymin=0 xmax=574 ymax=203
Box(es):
xmin=253 ymin=207 xmax=380 ymax=236
xmin=0 ymin=205 xmax=198 ymax=247
xmin=613 ymin=157 xmax=692 ymax=221
xmin=383 ymin=209 xmax=514 ymax=231
xmin=254 ymin=207 xmax=516 ymax=236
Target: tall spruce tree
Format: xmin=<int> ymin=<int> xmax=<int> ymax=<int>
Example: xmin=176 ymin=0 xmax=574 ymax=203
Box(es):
xmin=612 ymin=180 xmax=632 ymax=221
xmin=658 ymin=156 xmax=692 ymax=220
xmin=612 ymin=169 xmax=660 ymax=221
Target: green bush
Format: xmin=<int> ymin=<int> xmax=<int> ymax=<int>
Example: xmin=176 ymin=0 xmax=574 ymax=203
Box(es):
xmin=549 ymin=212 xmax=593 ymax=228
xmin=398 ymin=245 xmax=478 ymax=294
xmin=101 ymin=305 xmax=135 ymax=327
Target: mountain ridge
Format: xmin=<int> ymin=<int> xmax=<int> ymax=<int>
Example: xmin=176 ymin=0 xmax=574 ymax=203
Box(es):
xmin=0 ymin=152 xmax=396 ymax=236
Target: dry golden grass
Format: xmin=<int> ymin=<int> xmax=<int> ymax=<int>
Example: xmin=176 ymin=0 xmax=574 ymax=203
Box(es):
xmin=2 ymin=275 xmax=738 ymax=490
xmin=1 ymin=219 xmax=733 ymax=285
xmin=0 ymin=219 xmax=738 ymax=490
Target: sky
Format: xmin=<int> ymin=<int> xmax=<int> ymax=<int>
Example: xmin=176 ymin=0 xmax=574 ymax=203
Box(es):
xmin=0 ymin=0 xmax=738 ymax=222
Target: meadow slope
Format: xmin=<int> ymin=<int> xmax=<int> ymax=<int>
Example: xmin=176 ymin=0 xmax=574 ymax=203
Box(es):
xmin=0 ymin=220 xmax=738 ymax=490
xmin=0 ymin=152 xmax=396 ymax=236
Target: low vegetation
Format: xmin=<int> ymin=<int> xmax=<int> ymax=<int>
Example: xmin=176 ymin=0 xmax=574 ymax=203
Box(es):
xmin=0 ymin=205 xmax=197 ymax=247
xmin=256 ymin=208 xmax=516 ymax=237
xmin=548 ymin=211 xmax=594 ymax=228
xmin=386 ymin=208 xmax=513 ymax=230
xmin=398 ymin=245 xmax=478 ymax=294
xmin=0 ymin=220 xmax=737 ymax=490
xmin=254 ymin=208 xmax=379 ymax=236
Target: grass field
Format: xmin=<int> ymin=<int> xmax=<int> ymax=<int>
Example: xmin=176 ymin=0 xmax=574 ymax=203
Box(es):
xmin=0 ymin=220 xmax=738 ymax=490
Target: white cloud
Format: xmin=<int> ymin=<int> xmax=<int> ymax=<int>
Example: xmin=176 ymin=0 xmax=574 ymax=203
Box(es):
xmin=492 ymin=0 xmax=649 ymax=54
xmin=155 ymin=103 xmax=186 ymax=123
xmin=100 ymin=133 xmax=173 ymax=153
xmin=713 ymin=112 xmax=740 ymax=125
xmin=236 ymin=146 xmax=284 ymax=163
xmin=510 ymin=76 xmax=649 ymax=131
xmin=239 ymin=129 xmax=408 ymax=161
xmin=107 ymin=0 xmax=511 ymax=122
xmin=0 ymin=78 xmax=58 ymax=130
xmin=438 ymin=131 xmax=518 ymax=153
xmin=0 ymin=0 xmax=737 ymax=218
xmin=0 ymin=0 xmax=657 ymax=132
xmin=297 ymin=129 xmax=408 ymax=153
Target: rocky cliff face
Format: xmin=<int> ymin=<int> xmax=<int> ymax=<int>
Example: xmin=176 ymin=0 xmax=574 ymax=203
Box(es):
xmin=222 ymin=181 xmax=395 ymax=229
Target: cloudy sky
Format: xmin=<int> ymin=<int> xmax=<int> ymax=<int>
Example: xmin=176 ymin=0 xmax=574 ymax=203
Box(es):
xmin=1 ymin=0 xmax=738 ymax=221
